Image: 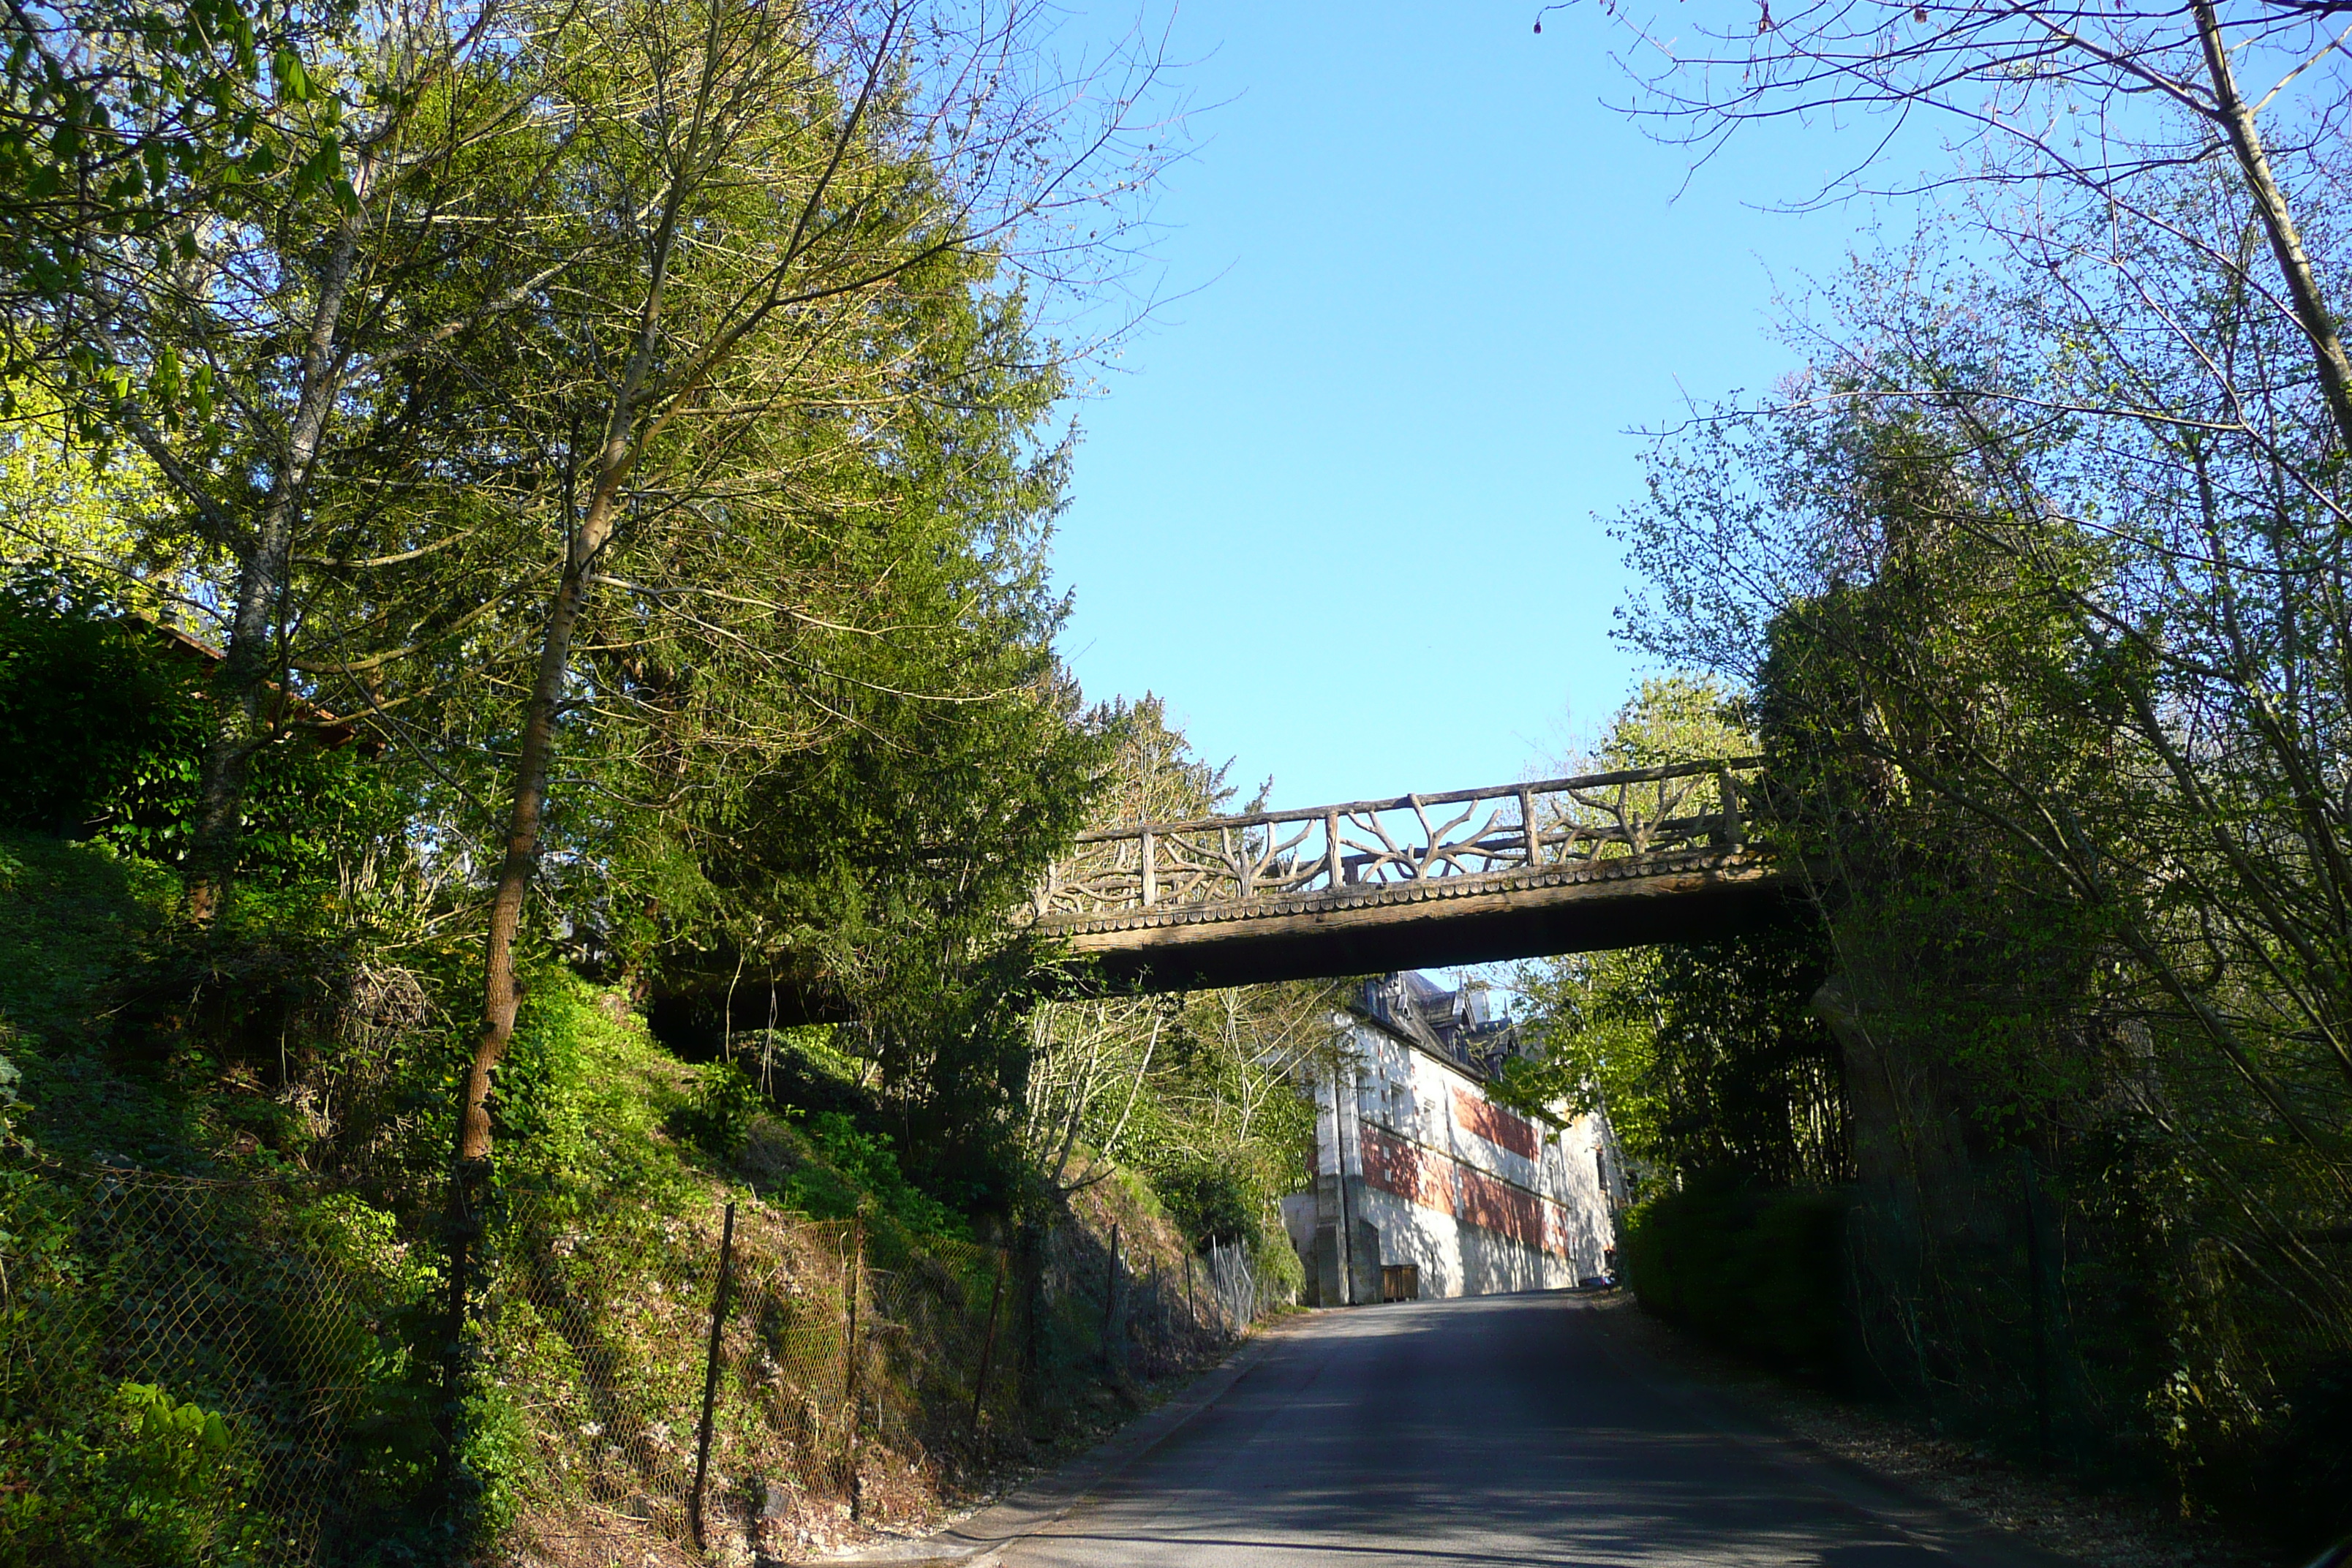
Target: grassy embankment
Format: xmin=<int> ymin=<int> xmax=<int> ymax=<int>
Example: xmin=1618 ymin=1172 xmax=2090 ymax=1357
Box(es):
xmin=0 ymin=834 xmax=1237 ymax=1566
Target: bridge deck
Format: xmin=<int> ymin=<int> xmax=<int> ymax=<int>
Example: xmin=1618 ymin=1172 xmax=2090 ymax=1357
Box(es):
xmin=1039 ymin=847 xmax=1790 ymax=990
xmin=647 ymin=761 xmax=1794 ymax=1041
xmin=1033 ymin=759 xmax=1791 ymax=991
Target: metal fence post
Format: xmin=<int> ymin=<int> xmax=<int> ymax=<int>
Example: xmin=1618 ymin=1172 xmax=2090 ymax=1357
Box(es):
xmin=970 ymin=1254 xmax=1006 ymax=1436
xmin=1101 ymin=1222 xmax=1122 ymax=1378
xmin=2021 ymin=1148 xmax=2051 ymax=1458
xmin=690 ymin=1201 xmax=737 ymax=1550
xmin=436 ymin=1161 xmax=488 ymax=1512
xmin=845 ymin=1210 xmax=866 ymax=1520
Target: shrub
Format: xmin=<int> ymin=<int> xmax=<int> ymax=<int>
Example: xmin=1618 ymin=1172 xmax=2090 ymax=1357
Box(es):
xmin=0 ymin=1381 xmax=268 ymax=1568
xmin=1145 ymin=1154 xmax=1261 ymax=1251
xmin=0 ymin=568 xmax=197 ymax=840
xmin=1619 ymin=1171 xmax=1847 ymax=1375
xmin=0 ymin=566 xmax=407 ymax=882
xmin=671 ymin=1060 xmax=767 ymax=1159
xmin=783 ymin=1110 xmax=968 ymax=1239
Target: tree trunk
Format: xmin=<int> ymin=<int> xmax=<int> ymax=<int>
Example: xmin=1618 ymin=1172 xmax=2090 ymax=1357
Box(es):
xmin=452 ymin=483 xmax=620 ymax=1165
xmin=449 ymin=113 xmax=685 ymax=1159
xmin=436 ymin=464 xmax=622 ymax=1474
xmin=2192 ymin=0 xmax=2352 ymax=457
xmin=184 ymin=181 xmax=369 ymax=919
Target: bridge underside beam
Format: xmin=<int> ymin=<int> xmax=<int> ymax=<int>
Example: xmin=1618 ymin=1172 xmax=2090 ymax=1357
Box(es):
xmin=1045 ymin=856 xmax=1802 ymax=993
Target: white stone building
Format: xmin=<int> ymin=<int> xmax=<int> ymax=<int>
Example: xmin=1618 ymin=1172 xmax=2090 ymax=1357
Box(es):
xmin=1282 ymin=973 xmax=1624 ymax=1304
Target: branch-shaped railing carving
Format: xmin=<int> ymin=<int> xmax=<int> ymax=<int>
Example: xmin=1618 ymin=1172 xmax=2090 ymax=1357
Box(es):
xmin=1037 ymin=758 xmax=1765 ymax=922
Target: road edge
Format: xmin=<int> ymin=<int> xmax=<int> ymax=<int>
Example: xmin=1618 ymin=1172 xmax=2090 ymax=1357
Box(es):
xmin=812 ymin=1314 xmax=1311 ymax=1567
xmin=1572 ymin=1292 xmax=2084 ymax=1568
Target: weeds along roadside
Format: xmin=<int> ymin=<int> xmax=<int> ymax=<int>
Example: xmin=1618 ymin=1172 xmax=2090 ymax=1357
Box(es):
xmin=0 ymin=833 xmax=1286 ymax=1567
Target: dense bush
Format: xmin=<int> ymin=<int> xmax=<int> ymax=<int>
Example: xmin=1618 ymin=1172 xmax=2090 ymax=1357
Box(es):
xmin=0 ymin=570 xmax=198 ymax=840
xmin=0 ymin=1165 xmax=445 ymax=1568
xmin=1145 ymin=1153 xmax=1262 ymax=1251
xmin=0 ymin=575 xmax=406 ymax=881
xmin=1618 ymin=1172 xmax=1848 ymax=1376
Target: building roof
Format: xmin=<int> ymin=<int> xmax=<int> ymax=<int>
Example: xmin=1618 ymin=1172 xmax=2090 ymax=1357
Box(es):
xmin=1351 ymin=973 xmax=1527 ymax=1082
xmin=131 ymin=616 xmax=369 ymax=750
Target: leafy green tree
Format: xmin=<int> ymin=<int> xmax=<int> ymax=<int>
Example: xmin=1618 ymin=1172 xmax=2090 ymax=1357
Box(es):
xmin=10 ymin=0 xmax=596 ymax=921
xmin=425 ymin=0 xmax=1169 ymax=1191
xmin=619 ymin=282 xmax=1113 ymax=1205
xmin=1 ymin=0 xmax=339 ymax=337
xmin=0 ymin=380 xmax=196 ymax=608
xmin=1501 ymin=679 xmax=1843 ymax=1196
xmin=1613 ymin=200 xmax=2352 ymax=1526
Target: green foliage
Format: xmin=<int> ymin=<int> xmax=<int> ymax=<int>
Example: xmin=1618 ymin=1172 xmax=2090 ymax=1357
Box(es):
xmin=1507 ymin=681 xmax=1845 ymax=1196
xmin=0 ymin=832 xmax=176 ymax=1051
xmin=0 ymin=840 xmax=459 ymax=1549
xmin=1592 ymin=674 xmax=1752 ymax=770
xmin=0 ymin=823 xmax=459 ymax=1194
xmin=0 ymin=565 xmax=198 ymax=837
xmin=0 ymin=1047 xmax=20 ymax=1147
xmin=486 ymin=969 xmax=698 ymax=1207
xmin=0 ymin=570 xmax=409 ymax=890
xmin=672 ymin=1058 xmax=767 ymax=1159
xmin=0 ymin=1156 xmax=445 ymax=1567
xmin=1618 ymin=1173 xmax=1847 ymax=1375
xmin=1147 ymin=1153 xmax=1262 ymax=1251
xmin=0 ymin=0 xmax=342 ymax=314
xmin=481 ymin=969 xmax=972 ymax=1237
xmin=105 ymin=1383 xmax=251 ymax=1546
xmin=731 ymin=1027 xmax=879 ymax=1119
xmin=774 ymin=1110 xmax=969 ymax=1240
xmin=0 ymin=380 xmax=189 ymax=586
xmin=0 ymin=1380 xmax=263 ymax=1568
xmin=497 ymin=273 xmax=1112 ymax=1215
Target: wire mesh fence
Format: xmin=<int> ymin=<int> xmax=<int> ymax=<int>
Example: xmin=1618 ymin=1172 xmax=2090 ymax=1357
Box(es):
xmin=0 ymin=1161 xmax=438 ymax=1567
xmin=502 ymin=1191 xmax=1281 ymax=1564
xmin=1 ymin=1158 xmax=1282 ymax=1567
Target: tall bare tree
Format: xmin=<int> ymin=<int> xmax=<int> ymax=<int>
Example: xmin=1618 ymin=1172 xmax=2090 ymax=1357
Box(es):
xmin=1561 ymin=0 xmax=2352 ymax=452
xmin=18 ymin=0 xmax=587 ymax=913
xmin=441 ymin=0 xmax=1172 ymax=1180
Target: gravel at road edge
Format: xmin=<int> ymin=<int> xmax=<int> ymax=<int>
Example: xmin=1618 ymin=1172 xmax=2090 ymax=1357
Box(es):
xmin=1587 ymin=1292 xmax=2274 ymax=1568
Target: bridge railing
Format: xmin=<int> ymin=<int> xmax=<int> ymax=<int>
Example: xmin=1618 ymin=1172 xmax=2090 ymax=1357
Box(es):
xmin=1038 ymin=757 xmax=1765 ymax=922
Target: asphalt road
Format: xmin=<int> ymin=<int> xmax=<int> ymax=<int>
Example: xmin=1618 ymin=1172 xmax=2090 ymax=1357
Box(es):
xmin=987 ymin=1291 xmax=2057 ymax=1568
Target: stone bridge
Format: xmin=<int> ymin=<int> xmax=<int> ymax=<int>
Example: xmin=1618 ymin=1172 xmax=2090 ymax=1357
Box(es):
xmin=1032 ymin=758 xmax=1793 ymax=991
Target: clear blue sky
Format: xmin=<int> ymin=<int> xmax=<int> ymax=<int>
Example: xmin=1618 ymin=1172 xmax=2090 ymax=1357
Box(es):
xmin=1047 ymin=1 xmax=1891 ymax=810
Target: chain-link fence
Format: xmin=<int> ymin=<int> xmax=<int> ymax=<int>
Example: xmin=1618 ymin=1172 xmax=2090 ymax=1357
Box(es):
xmin=499 ymin=1190 xmax=1279 ymax=1564
xmin=0 ymin=1159 xmax=1281 ymax=1567
xmin=0 ymin=1161 xmax=440 ymax=1567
